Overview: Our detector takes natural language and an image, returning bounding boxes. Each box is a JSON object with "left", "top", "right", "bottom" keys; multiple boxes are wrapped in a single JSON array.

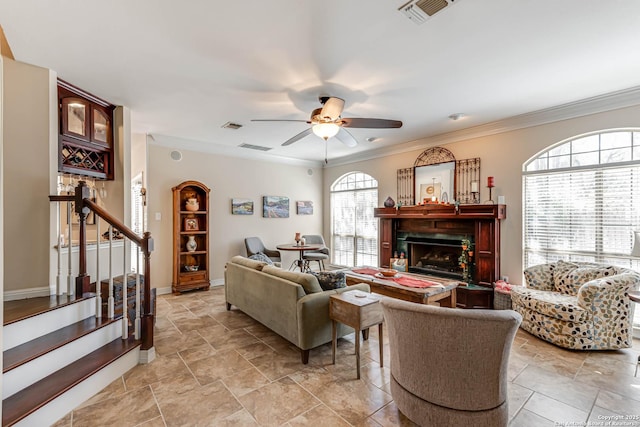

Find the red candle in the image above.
[{"left": 487, "top": 176, "right": 495, "bottom": 188}]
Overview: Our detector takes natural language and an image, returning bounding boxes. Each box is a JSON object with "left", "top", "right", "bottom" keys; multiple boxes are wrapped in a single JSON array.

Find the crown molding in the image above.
[{"left": 330, "top": 85, "right": 640, "bottom": 167}]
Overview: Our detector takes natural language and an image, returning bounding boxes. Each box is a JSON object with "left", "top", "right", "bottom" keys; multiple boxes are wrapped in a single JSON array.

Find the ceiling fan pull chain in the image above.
[{"left": 325, "top": 141, "right": 328, "bottom": 164}]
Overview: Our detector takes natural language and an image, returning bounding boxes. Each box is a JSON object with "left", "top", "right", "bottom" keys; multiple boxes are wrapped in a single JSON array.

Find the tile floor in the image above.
[{"left": 53, "top": 286, "right": 640, "bottom": 426}]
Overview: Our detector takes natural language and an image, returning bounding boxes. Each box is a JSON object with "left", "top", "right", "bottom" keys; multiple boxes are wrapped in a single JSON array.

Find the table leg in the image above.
[
  {"left": 355, "top": 328, "right": 361, "bottom": 379},
  {"left": 378, "top": 322, "right": 384, "bottom": 368},
  {"left": 331, "top": 320, "right": 337, "bottom": 365}
]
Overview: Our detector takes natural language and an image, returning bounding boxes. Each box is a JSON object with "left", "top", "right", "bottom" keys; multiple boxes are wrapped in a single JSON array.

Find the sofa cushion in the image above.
[
  {"left": 555, "top": 265, "right": 617, "bottom": 295},
  {"left": 510, "top": 287, "right": 591, "bottom": 323},
  {"left": 311, "top": 271, "right": 346, "bottom": 291},
  {"left": 248, "top": 252, "right": 274, "bottom": 265},
  {"left": 262, "top": 265, "right": 323, "bottom": 294},
  {"left": 231, "top": 255, "right": 267, "bottom": 271}
]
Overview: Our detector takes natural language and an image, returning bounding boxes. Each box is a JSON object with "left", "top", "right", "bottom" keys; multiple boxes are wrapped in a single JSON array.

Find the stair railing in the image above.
[{"left": 49, "top": 181, "right": 154, "bottom": 352}]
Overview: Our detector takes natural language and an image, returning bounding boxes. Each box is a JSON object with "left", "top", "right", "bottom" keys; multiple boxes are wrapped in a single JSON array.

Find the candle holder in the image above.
[{"left": 485, "top": 176, "right": 495, "bottom": 204}]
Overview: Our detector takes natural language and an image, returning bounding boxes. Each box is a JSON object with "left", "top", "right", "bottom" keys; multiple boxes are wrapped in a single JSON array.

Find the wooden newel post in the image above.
[
  {"left": 75, "top": 181, "right": 92, "bottom": 296},
  {"left": 141, "top": 232, "right": 154, "bottom": 350}
]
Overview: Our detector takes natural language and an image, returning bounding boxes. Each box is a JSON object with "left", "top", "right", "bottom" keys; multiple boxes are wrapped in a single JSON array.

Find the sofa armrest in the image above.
[
  {"left": 577, "top": 272, "right": 640, "bottom": 310},
  {"left": 577, "top": 272, "right": 640, "bottom": 348},
  {"left": 296, "top": 283, "right": 371, "bottom": 350},
  {"left": 523, "top": 263, "right": 555, "bottom": 291}
]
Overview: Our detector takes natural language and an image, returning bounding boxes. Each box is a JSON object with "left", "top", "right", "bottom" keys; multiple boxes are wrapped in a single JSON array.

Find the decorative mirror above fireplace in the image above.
[{"left": 414, "top": 161, "right": 455, "bottom": 205}]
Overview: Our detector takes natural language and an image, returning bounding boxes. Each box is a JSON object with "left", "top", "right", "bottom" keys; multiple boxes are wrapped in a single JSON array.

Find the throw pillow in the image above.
[
  {"left": 555, "top": 265, "right": 617, "bottom": 295},
  {"left": 311, "top": 271, "right": 346, "bottom": 291},
  {"left": 248, "top": 252, "right": 274, "bottom": 265}
]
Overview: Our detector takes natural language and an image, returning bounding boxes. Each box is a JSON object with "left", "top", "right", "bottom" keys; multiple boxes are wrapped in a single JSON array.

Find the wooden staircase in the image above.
[{"left": 2, "top": 294, "right": 141, "bottom": 426}]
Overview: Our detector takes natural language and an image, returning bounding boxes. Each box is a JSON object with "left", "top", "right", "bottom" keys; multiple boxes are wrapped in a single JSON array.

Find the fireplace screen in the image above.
[{"left": 403, "top": 236, "right": 467, "bottom": 280}]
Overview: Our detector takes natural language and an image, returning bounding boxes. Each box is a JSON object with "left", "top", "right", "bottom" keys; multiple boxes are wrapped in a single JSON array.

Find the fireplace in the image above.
[{"left": 404, "top": 235, "right": 466, "bottom": 280}]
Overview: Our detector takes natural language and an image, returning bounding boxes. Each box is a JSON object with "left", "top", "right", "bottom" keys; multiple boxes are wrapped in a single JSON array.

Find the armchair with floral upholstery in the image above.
[{"left": 511, "top": 260, "right": 640, "bottom": 350}]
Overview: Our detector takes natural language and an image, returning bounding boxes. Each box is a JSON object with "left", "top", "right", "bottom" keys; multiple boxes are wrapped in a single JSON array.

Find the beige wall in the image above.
[
  {"left": 324, "top": 104, "right": 640, "bottom": 284},
  {"left": 147, "top": 145, "right": 323, "bottom": 290},
  {"left": 3, "top": 58, "right": 51, "bottom": 291}
]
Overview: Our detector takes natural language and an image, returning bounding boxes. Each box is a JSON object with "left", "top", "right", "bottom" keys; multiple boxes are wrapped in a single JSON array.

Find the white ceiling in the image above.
[{"left": 3, "top": 0, "right": 640, "bottom": 165}]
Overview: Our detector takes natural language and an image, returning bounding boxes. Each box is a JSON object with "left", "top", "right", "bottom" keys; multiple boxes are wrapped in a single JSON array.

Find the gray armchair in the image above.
[
  {"left": 244, "top": 237, "right": 281, "bottom": 263},
  {"left": 301, "top": 234, "right": 330, "bottom": 270},
  {"left": 381, "top": 297, "right": 522, "bottom": 427}
]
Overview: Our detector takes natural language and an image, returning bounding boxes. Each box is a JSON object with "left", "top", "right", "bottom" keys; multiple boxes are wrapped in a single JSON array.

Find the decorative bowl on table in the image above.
[
  {"left": 184, "top": 265, "right": 199, "bottom": 272},
  {"left": 379, "top": 268, "right": 398, "bottom": 277}
]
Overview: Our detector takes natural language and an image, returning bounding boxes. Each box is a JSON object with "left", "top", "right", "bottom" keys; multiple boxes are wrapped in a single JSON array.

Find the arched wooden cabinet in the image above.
[{"left": 172, "top": 181, "right": 210, "bottom": 293}]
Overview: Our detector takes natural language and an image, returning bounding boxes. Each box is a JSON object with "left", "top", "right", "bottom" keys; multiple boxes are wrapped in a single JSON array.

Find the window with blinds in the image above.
[
  {"left": 523, "top": 130, "right": 640, "bottom": 328},
  {"left": 331, "top": 172, "right": 378, "bottom": 268}
]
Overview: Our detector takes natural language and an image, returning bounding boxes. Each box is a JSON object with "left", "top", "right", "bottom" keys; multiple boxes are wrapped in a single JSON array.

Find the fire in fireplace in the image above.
[{"left": 403, "top": 235, "right": 467, "bottom": 280}]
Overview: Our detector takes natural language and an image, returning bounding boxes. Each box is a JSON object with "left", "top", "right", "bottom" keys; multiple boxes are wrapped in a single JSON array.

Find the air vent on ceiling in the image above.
[
  {"left": 222, "top": 121, "right": 243, "bottom": 129},
  {"left": 398, "top": 0, "right": 461, "bottom": 25},
  {"left": 239, "top": 143, "right": 272, "bottom": 151}
]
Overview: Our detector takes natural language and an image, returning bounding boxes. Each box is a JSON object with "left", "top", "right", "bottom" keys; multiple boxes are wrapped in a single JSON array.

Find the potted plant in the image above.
[{"left": 459, "top": 238, "right": 474, "bottom": 284}]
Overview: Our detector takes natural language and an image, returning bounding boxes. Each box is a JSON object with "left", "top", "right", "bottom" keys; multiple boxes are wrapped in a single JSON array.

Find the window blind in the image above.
[
  {"left": 331, "top": 173, "right": 378, "bottom": 267},
  {"left": 524, "top": 130, "right": 640, "bottom": 329}
]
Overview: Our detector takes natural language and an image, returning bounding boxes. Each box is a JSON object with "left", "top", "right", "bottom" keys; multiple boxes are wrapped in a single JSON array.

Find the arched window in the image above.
[
  {"left": 523, "top": 129, "right": 640, "bottom": 269},
  {"left": 331, "top": 172, "right": 378, "bottom": 267}
]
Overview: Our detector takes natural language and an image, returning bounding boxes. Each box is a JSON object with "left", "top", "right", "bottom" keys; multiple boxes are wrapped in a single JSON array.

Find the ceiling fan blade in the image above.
[
  {"left": 282, "top": 128, "right": 313, "bottom": 146},
  {"left": 251, "top": 119, "right": 310, "bottom": 123},
  {"left": 340, "top": 118, "right": 403, "bottom": 128},
  {"left": 319, "top": 97, "right": 345, "bottom": 121},
  {"left": 335, "top": 127, "right": 358, "bottom": 148}
]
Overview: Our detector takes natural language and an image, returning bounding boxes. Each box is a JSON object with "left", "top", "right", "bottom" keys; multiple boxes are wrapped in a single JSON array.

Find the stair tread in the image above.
[
  {"left": 2, "top": 337, "right": 140, "bottom": 427},
  {"left": 3, "top": 295, "right": 94, "bottom": 326},
  {"left": 3, "top": 316, "right": 118, "bottom": 373}
]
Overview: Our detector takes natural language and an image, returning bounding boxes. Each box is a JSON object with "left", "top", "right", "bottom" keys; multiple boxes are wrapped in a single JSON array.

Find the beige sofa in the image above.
[{"left": 224, "top": 255, "right": 370, "bottom": 363}]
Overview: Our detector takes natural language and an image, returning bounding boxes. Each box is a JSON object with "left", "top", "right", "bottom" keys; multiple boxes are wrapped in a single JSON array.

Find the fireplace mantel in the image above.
[{"left": 374, "top": 204, "right": 506, "bottom": 308}]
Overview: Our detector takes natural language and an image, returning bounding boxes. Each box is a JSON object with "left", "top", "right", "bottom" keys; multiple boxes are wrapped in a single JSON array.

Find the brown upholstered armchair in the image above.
[{"left": 381, "top": 297, "right": 522, "bottom": 427}]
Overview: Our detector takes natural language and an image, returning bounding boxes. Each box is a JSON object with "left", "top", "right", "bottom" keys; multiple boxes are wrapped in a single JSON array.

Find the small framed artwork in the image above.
[
  {"left": 390, "top": 257, "right": 407, "bottom": 272},
  {"left": 296, "top": 201, "right": 313, "bottom": 215},
  {"left": 231, "top": 198, "right": 254, "bottom": 215},
  {"left": 263, "top": 196, "right": 289, "bottom": 218},
  {"left": 184, "top": 218, "right": 199, "bottom": 231}
]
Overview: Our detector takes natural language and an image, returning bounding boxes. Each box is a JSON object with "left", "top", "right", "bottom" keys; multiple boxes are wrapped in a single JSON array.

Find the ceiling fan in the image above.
[{"left": 251, "top": 96, "right": 403, "bottom": 148}]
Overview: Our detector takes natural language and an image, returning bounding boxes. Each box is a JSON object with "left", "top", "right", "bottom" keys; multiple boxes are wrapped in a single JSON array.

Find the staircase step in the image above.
[
  {"left": 3, "top": 296, "right": 96, "bottom": 351},
  {"left": 3, "top": 316, "right": 118, "bottom": 373},
  {"left": 2, "top": 337, "right": 141, "bottom": 427}
]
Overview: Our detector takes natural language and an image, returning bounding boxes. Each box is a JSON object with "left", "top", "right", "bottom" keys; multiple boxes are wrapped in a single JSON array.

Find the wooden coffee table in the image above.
[
  {"left": 330, "top": 290, "right": 384, "bottom": 379},
  {"left": 343, "top": 268, "right": 458, "bottom": 307}
]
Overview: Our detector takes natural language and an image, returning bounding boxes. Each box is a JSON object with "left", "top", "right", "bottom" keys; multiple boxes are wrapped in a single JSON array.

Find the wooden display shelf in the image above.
[{"left": 172, "top": 181, "right": 210, "bottom": 294}]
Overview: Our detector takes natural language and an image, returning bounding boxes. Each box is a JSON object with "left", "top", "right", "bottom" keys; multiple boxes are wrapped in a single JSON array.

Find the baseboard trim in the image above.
[{"left": 4, "top": 287, "right": 52, "bottom": 301}]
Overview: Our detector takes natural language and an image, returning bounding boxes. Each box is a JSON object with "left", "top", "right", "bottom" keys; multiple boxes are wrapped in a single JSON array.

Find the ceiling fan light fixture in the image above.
[{"left": 312, "top": 123, "right": 340, "bottom": 140}]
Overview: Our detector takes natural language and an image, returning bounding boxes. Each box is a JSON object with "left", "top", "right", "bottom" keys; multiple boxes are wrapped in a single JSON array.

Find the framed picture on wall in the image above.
[
  {"left": 263, "top": 196, "right": 289, "bottom": 218},
  {"left": 296, "top": 201, "right": 313, "bottom": 215},
  {"left": 231, "top": 198, "right": 254, "bottom": 215}
]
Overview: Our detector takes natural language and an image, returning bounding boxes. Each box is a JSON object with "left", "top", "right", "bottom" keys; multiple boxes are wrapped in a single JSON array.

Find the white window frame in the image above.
[
  {"left": 330, "top": 172, "right": 378, "bottom": 268},
  {"left": 523, "top": 129, "right": 640, "bottom": 334}
]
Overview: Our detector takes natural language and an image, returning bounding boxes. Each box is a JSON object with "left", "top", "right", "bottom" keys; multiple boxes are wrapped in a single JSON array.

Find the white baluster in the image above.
[
  {"left": 108, "top": 226, "right": 114, "bottom": 319},
  {"left": 96, "top": 218, "right": 101, "bottom": 319},
  {"left": 122, "top": 235, "right": 128, "bottom": 339},
  {"left": 57, "top": 202, "right": 63, "bottom": 296},
  {"left": 67, "top": 202, "right": 74, "bottom": 297},
  {"left": 135, "top": 246, "right": 141, "bottom": 340}
]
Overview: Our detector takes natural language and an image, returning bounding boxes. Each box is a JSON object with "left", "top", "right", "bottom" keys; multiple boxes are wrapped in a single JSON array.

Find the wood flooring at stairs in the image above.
[
  {"left": 2, "top": 336, "right": 140, "bottom": 427},
  {"left": 3, "top": 316, "right": 118, "bottom": 373}
]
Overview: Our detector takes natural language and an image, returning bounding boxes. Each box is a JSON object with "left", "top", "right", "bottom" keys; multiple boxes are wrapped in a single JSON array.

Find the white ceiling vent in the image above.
[
  {"left": 222, "top": 121, "right": 243, "bottom": 129},
  {"left": 239, "top": 143, "right": 272, "bottom": 151},
  {"left": 398, "top": 0, "right": 461, "bottom": 25}
]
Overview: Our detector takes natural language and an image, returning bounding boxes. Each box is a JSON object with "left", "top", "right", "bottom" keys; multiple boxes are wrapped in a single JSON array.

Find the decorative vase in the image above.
[
  {"left": 295, "top": 232, "right": 301, "bottom": 246},
  {"left": 185, "top": 198, "right": 199, "bottom": 212},
  {"left": 384, "top": 196, "right": 395, "bottom": 208},
  {"left": 186, "top": 235, "right": 197, "bottom": 252}
]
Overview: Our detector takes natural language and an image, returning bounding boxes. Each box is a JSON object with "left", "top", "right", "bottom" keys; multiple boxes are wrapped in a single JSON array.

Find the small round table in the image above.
[
  {"left": 276, "top": 243, "right": 323, "bottom": 271},
  {"left": 629, "top": 291, "right": 640, "bottom": 377}
]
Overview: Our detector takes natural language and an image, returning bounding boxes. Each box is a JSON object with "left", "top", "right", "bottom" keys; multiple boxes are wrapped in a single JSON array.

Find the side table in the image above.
[
  {"left": 330, "top": 290, "right": 384, "bottom": 379},
  {"left": 629, "top": 290, "right": 640, "bottom": 377}
]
